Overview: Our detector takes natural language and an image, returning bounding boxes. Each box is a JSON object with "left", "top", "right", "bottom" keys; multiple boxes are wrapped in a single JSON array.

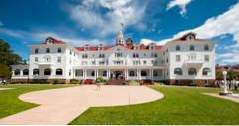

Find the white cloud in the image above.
[
  {"left": 145, "top": 2, "right": 239, "bottom": 64},
  {"left": 167, "top": 0, "right": 192, "bottom": 16},
  {"left": 70, "top": 0, "right": 146, "bottom": 36},
  {"left": 0, "top": 28, "right": 105, "bottom": 46},
  {"left": 140, "top": 38, "right": 169, "bottom": 46}
]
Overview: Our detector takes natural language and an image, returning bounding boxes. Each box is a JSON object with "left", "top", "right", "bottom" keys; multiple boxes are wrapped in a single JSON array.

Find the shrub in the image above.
[
  {"left": 128, "top": 80, "right": 139, "bottom": 85},
  {"left": 95, "top": 77, "right": 107, "bottom": 84},
  {"left": 70, "top": 79, "right": 81, "bottom": 84},
  {"left": 52, "top": 79, "right": 60, "bottom": 84}
]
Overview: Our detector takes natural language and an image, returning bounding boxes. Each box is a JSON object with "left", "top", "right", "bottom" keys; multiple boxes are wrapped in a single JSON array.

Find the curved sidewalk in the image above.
[{"left": 0, "top": 85, "right": 163, "bottom": 125}]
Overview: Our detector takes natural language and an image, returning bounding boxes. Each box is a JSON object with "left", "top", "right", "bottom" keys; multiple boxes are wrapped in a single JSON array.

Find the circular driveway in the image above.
[{"left": 0, "top": 85, "right": 163, "bottom": 125}]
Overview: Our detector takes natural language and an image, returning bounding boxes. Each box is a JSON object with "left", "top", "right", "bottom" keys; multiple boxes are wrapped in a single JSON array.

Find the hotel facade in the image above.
[{"left": 11, "top": 31, "right": 216, "bottom": 86}]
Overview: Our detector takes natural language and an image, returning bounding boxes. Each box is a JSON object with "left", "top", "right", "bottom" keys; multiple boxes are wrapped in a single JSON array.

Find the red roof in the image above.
[
  {"left": 43, "top": 37, "right": 65, "bottom": 44},
  {"left": 75, "top": 44, "right": 162, "bottom": 52},
  {"left": 172, "top": 32, "right": 207, "bottom": 42}
]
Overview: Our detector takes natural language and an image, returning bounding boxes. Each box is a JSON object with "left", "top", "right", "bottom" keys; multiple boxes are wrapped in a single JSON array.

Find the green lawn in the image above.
[
  {"left": 70, "top": 85, "right": 239, "bottom": 125},
  {"left": 0, "top": 84, "right": 75, "bottom": 119}
]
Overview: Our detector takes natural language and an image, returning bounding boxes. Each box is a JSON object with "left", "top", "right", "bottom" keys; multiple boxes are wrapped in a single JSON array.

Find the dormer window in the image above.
[
  {"left": 204, "top": 45, "right": 209, "bottom": 51},
  {"left": 46, "top": 38, "right": 53, "bottom": 44},
  {"left": 35, "top": 48, "right": 39, "bottom": 54},
  {"left": 186, "top": 34, "right": 196, "bottom": 40},
  {"left": 84, "top": 45, "right": 89, "bottom": 51},
  {"left": 46, "top": 48, "right": 50, "bottom": 53},
  {"left": 189, "top": 45, "right": 195, "bottom": 51},
  {"left": 134, "top": 46, "right": 139, "bottom": 50},
  {"left": 98, "top": 44, "right": 103, "bottom": 50}
]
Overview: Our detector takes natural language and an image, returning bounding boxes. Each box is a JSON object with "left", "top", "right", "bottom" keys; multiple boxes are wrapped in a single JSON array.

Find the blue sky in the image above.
[{"left": 0, "top": 0, "right": 239, "bottom": 65}]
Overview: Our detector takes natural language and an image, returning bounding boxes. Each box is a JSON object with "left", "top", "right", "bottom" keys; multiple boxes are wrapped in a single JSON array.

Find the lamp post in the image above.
[
  {"left": 219, "top": 70, "right": 232, "bottom": 95},
  {"left": 223, "top": 71, "right": 228, "bottom": 94}
]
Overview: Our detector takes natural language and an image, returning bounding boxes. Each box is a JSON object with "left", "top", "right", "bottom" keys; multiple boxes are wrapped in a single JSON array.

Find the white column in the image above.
[
  {"left": 150, "top": 69, "right": 153, "bottom": 80},
  {"left": 126, "top": 69, "right": 128, "bottom": 80},
  {"left": 96, "top": 69, "right": 98, "bottom": 79},
  {"left": 84, "top": 69, "right": 86, "bottom": 79},
  {"left": 137, "top": 69, "right": 141, "bottom": 80},
  {"left": 20, "top": 70, "right": 23, "bottom": 76},
  {"left": 107, "top": 69, "right": 110, "bottom": 79}
]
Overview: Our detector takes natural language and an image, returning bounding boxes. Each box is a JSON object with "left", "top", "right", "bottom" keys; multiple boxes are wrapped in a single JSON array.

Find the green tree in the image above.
[
  {"left": 0, "top": 39, "right": 23, "bottom": 78},
  {"left": 0, "top": 39, "right": 22, "bottom": 66},
  {"left": 0, "top": 64, "right": 10, "bottom": 78}
]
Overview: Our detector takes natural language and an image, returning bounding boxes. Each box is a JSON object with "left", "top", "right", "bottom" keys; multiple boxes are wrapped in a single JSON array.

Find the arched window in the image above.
[
  {"left": 129, "top": 71, "right": 135, "bottom": 77},
  {"left": 14, "top": 69, "right": 20, "bottom": 76},
  {"left": 188, "top": 68, "right": 197, "bottom": 75},
  {"left": 174, "top": 68, "right": 182, "bottom": 75},
  {"left": 44, "top": 68, "right": 51, "bottom": 75},
  {"left": 23, "top": 69, "right": 29, "bottom": 75},
  {"left": 33, "top": 69, "right": 39, "bottom": 75},
  {"left": 55, "top": 68, "right": 63, "bottom": 75},
  {"left": 141, "top": 70, "right": 147, "bottom": 76},
  {"left": 202, "top": 68, "right": 211, "bottom": 76},
  {"left": 91, "top": 71, "right": 95, "bottom": 76}
]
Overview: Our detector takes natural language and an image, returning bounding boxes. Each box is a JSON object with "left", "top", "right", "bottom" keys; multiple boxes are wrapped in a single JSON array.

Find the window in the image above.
[
  {"left": 115, "top": 52, "right": 123, "bottom": 58},
  {"left": 99, "top": 54, "right": 105, "bottom": 58},
  {"left": 188, "top": 68, "right": 197, "bottom": 75},
  {"left": 14, "top": 69, "right": 20, "bottom": 76},
  {"left": 57, "top": 48, "right": 62, "bottom": 53},
  {"left": 133, "top": 60, "right": 140, "bottom": 65},
  {"left": 189, "top": 45, "right": 195, "bottom": 51},
  {"left": 153, "top": 70, "right": 158, "bottom": 77},
  {"left": 176, "top": 55, "right": 181, "bottom": 62},
  {"left": 35, "top": 48, "right": 39, "bottom": 54},
  {"left": 176, "top": 45, "right": 180, "bottom": 51},
  {"left": 129, "top": 71, "right": 135, "bottom": 77},
  {"left": 202, "top": 68, "right": 211, "bottom": 76},
  {"left": 44, "top": 68, "right": 51, "bottom": 75},
  {"left": 70, "top": 50, "right": 72, "bottom": 55},
  {"left": 174, "top": 68, "right": 182, "bottom": 75},
  {"left": 133, "top": 53, "right": 139, "bottom": 58},
  {"left": 151, "top": 53, "right": 157, "bottom": 58},
  {"left": 33, "top": 69, "right": 39, "bottom": 75},
  {"left": 55, "top": 68, "right": 63, "bottom": 75},
  {"left": 204, "top": 55, "right": 209, "bottom": 62},
  {"left": 99, "top": 61, "right": 105, "bottom": 65},
  {"left": 57, "top": 57, "right": 61, "bottom": 63},
  {"left": 82, "top": 54, "right": 88, "bottom": 59},
  {"left": 143, "top": 60, "right": 147, "bottom": 64},
  {"left": 102, "top": 71, "right": 107, "bottom": 77},
  {"left": 35, "top": 57, "right": 38, "bottom": 62},
  {"left": 23, "top": 69, "right": 29, "bottom": 75},
  {"left": 114, "top": 60, "right": 123, "bottom": 65},
  {"left": 75, "top": 69, "right": 83, "bottom": 77},
  {"left": 92, "top": 61, "right": 96, "bottom": 65},
  {"left": 141, "top": 70, "right": 147, "bottom": 76},
  {"left": 91, "top": 71, "right": 95, "bottom": 76},
  {"left": 204, "top": 45, "right": 209, "bottom": 51},
  {"left": 46, "top": 48, "right": 50, "bottom": 53}
]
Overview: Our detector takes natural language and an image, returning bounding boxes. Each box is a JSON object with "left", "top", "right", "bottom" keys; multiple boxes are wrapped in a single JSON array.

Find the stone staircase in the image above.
[{"left": 106, "top": 79, "right": 128, "bottom": 85}]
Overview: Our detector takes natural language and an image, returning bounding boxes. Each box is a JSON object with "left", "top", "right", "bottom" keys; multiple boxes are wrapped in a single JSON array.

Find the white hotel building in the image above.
[{"left": 11, "top": 31, "right": 215, "bottom": 86}]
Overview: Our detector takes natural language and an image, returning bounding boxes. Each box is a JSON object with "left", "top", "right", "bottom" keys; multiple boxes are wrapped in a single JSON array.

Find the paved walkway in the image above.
[
  {"left": 204, "top": 93, "right": 239, "bottom": 103},
  {"left": 0, "top": 85, "right": 163, "bottom": 125}
]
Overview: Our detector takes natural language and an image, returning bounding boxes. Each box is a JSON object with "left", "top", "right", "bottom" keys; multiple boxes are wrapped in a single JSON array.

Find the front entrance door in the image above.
[{"left": 110, "top": 70, "right": 124, "bottom": 79}]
